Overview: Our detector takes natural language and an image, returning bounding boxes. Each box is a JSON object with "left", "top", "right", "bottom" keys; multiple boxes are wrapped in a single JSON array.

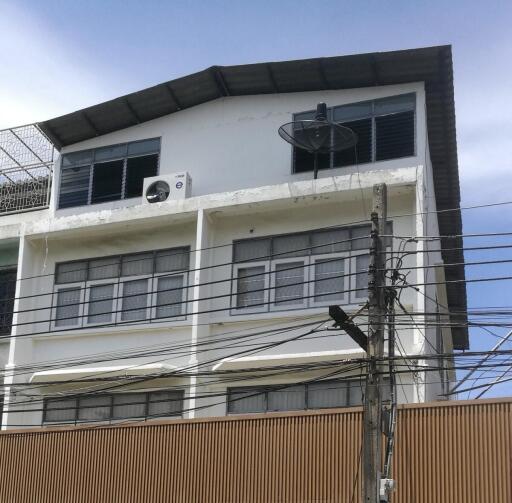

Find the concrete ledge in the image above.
[{"left": 19, "top": 166, "right": 418, "bottom": 239}]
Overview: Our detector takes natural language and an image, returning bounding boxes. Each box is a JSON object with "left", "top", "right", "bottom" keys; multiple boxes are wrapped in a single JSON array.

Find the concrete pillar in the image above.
[{"left": 186, "top": 209, "right": 213, "bottom": 418}]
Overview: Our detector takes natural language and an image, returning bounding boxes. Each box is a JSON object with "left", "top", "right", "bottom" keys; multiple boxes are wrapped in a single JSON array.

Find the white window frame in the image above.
[
  {"left": 309, "top": 252, "right": 350, "bottom": 307},
  {"left": 151, "top": 271, "right": 189, "bottom": 322},
  {"left": 52, "top": 284, "right": 85, "bottom": 330},
  {"left": 350, "top": 251, "right": 370, "bottom": 304},
  {"left": 232, "top": 262, "right": 269, "bottom": 313},
  {"left": 117, "top": 275, "right": 151, "bottom": 324},
  {"left": 84, "top": 279, "right": 119, "bottom": 327},
  {"left": 52, "top": 247, "right": 191, "bottom": 331},
  {"left": 270, "top": 257, "right": 308, "bottom": 311}
]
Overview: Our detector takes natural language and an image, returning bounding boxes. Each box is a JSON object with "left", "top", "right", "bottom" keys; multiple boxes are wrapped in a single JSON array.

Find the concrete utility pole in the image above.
[{"left": 363, "top": 183, "right": 387, "bottom": 503}]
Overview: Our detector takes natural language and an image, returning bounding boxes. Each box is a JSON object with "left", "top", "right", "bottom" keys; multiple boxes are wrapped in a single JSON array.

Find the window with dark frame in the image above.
[
  {"left": 53, "top": 247, "right": 190, "bottom": 329},
  {"left": 58, "top": 138, "right": 160, "bottom": 209},
  {"left": 292, "top": 93, "right": 416, "bottom": 174},
  {"left": 227, "top": 379, "right": 390, "bottom": 414},
  {"left": 0, "top": 268, "right": 17, "bottom": 335},
  {"left": 43, "top": 390, "right": 184, "bottom": 424}
]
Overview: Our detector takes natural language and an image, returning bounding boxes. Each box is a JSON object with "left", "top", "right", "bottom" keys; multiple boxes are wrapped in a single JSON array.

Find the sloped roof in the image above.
[{"left": 38, "top": 45, "right": 468, "bottom": 349}]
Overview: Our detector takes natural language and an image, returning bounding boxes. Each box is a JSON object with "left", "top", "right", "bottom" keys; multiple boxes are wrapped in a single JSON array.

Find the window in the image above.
[
  {"left": 55, "top": 287, "right": 82, "bottom": 327},
  {"left": 53, "top": 247, "right": 190, "bottom": 329},
  {"left": 0, "top": 268, "right": 17, "bottom": 335},
  {"left": 313, "top": 258, "right": 345, "bottom": 303},
  {"left": 273, "top": 262, "right": 306, "bottom": 306},
  {"left": 121, "top": 279, "right": 148, "bottom": 321},
  {"left": 292, "top": 93, "right": 415, "bottom": 173},
  {"left": 43, "top": 390, "right": 184, "bottom": 424},
  {"left": 232, "top": 224, "right": 392, "bottom": 313},
  {"left": 59, "top": 138, "right": 160, "bottom": 209},
  {"left": 236, "top": 266, "right": 266, "bottom": 309},
  {"left": 87, "top": 284, "right": 115, "bottom": 324},
  {"left": 227, "top": 379, "right": 369, "bottom": 414},
  {"left": 155, "top": 275, "right": 184, "bottom": 319}
]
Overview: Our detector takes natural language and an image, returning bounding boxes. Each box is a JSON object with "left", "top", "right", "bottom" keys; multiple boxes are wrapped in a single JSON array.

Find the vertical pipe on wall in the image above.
[{"left": 188, "top": 209, "right": 212, "bottom": 418}]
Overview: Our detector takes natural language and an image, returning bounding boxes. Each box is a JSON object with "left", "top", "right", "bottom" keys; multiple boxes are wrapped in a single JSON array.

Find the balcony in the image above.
[{"left": 0, "top": 124, "right": 55, "bottom": 215}]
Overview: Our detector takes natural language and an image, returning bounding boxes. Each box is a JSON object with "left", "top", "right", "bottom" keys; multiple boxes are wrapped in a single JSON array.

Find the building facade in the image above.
[{"left": 0, "top": 46, "right": 466, "bottom": 428}]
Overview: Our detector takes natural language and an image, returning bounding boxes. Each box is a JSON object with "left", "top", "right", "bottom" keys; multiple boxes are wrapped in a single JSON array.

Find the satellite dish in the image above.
[
  {"left": 146, "top": 180, "right": 170, "bottom": 203},
  {"left": 278, "top": 103, "right": 358, "bottom": 179}
]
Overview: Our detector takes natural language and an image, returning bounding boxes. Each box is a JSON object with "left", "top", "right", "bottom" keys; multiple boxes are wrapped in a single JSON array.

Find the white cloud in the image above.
[
  {"left": 0, "top": 3, "right": 116, "bottom": 128},
  {"left": 453, "top": 46, "right": 512, "bottom": 204}
]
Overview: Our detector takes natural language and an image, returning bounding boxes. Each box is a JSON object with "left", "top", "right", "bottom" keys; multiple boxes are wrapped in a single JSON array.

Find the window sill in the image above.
[
  {"left": 33, "top": 318, "right": 193, "bottom": 340},
  {"left": 220, "top": 302, "right": 367, "bottom": 324}
]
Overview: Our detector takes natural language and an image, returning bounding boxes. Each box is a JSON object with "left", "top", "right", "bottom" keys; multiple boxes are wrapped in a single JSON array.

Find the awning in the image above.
[
  {"left": 212, "top": 349, "right": 365, "bottom": 372},
  {"left": 30, "top": 363, "right": 179, "bottom": 384}
]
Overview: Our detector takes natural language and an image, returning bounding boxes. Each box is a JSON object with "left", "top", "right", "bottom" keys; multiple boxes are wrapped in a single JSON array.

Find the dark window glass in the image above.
[
  {"left": 55, "top": 261, "right": 87, "bottom": 284},
  {"left": 375, "top": 111, "right": 415, "bottom": 161},
  {"left": 293, "top": 148, "right": 330, "bottom": 173},
  {"left": 59, "top": 165, "right": 91, "bottom": 208},
  {"left": 155, "top": 248, "right": 190, "bottom": 272},
  {"left": 87, "top": 284, "right": 114, "bottom": 324},
  {"left": 228, "top": 388, "right": 266, "bottom": 414},
  {"left": 44, "top": 398, "right": 77, "bottom": 422},
  {"left": 333, "top": 118, "right": 372, "bottom": 167},
  {"left": 112, "top": 393, "right": 147, "bottom": 419},
  {"left": 91, "top": 160, "right": 124, "bottom": 204},
  {"left": 272, "top": 234, "right": 309, "bottom": 258},
  {"left": 156, "top": 275, "right": 184, "bottom": 318},
  {"left": 308, "top": 381, "right": 349, "bottom": 408},
  {"left": 236, "top": 266, "right": 265, "bottom": 308},
  {"left": 351, "top": 225, "right": 372, "bottom": 251},
  {"left": 125, "top": 154, "right": 158, "bottom": 198},
  {"left": 43, "top": 390, "right": 184, "bottom": 424},
  {"left": 88, "top": 257, "right": 120, "bottom": 281},
  {"left": 274, "top": 262, "right": 305, "bottom": 306},
  {"left": 292, "top": 95, "right": 415, "bottom": 173},
  {"left": 127, "top": 138, "right": 160, "bottom": 156},
  {"left": 0, "top": 269, "right": 16, "bottom": 335},
  {"left": 267, "top": 385, "right": 306, "bottom": 411},
  {"left": 78, "top": 396, "right": 111, "bottom": 422},
  {"left": 148, "top": 391, "right": 183, "bottom": 418},
  {"left": 234, "top": 239, "right": 271, "bottom": 263},
  {"left": 55, "top": 287, "right": 81, "bottom": 327},
  {"left": 227, "top": 380, "right": 368, "bottom": 415}
]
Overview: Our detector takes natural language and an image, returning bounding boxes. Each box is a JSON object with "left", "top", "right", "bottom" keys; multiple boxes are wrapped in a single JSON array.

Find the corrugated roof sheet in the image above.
[{"left": 38, "top": 45, "right": 468, "bottom": 349}]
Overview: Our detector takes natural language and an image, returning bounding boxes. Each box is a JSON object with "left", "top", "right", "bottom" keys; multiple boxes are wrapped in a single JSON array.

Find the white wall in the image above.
[
  {"left": 52, "top": 82, "right": 426, "bottom": 216},
  {"left": 0, "top": 79, "right": 450, "bottom": 426}
]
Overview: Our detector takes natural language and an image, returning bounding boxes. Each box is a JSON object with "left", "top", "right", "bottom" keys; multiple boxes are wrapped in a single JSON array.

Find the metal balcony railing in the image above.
[{"left": 0, "top": 124, "right": 55, "bottom": 215}]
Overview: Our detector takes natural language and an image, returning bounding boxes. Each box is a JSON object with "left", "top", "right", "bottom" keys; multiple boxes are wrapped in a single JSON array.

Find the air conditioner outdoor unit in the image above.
[{"left": 142, "top": 172, "right": 192, "bottom": 205}]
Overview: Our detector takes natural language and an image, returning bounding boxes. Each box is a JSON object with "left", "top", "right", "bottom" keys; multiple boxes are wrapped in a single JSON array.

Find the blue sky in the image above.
[{"left": 1, "top": 0, "right": 511, "bottom": 396}]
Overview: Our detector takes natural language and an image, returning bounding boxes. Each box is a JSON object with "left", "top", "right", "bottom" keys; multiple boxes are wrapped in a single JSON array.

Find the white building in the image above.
[{"left": 0, "top": 46, "right": 467, "bottom": 428}]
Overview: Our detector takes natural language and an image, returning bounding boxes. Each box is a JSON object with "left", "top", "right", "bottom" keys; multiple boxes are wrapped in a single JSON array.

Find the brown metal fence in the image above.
[{"left": 0, "top": 398, "right": 510, "bottom": 502}]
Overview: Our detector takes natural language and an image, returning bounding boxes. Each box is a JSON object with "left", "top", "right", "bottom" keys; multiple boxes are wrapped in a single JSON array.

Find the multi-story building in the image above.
[{"left": 0, "top": 45, "right": 466, "bottom": 428}]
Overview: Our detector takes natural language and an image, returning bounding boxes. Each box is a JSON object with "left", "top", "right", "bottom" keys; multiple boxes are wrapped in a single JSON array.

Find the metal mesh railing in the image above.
[
  {"left": 0, "top": 124, "right": 55, "bottom": 215},
  {"left": 0, "top": 164, "right": 51, "bottom": 214}
]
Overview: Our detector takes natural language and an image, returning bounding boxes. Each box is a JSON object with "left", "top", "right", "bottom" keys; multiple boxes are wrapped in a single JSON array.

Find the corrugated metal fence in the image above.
[{"left": 0, "top": 398, "right": 510, "bottom": 502}]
